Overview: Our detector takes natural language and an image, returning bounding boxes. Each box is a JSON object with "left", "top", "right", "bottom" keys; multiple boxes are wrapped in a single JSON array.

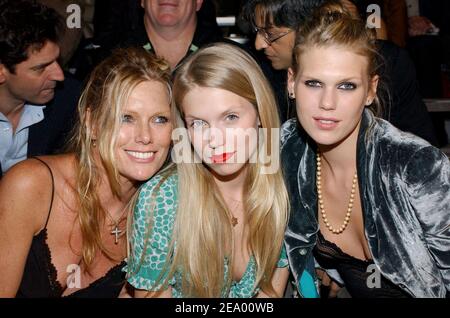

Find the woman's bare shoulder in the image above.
[
  {"left": 1, "top": 157, "right": 53, "bottom": 191},
  {"left": 0, "top": 155, "right": 74, "bottom": 233}
]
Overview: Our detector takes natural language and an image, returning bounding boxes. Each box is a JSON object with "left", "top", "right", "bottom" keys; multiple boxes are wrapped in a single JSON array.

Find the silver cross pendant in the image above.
[{"left": 111, "top": 226, "right": 122, "bottom": 244}]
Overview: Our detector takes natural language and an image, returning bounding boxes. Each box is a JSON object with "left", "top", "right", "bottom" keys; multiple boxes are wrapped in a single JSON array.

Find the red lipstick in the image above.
[{"left": 211, "top": 152, "right": 235, "bottom": 163}]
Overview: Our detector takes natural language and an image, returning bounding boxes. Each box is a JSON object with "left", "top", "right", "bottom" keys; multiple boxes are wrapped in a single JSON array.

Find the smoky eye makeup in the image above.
[
  {"left": 338, "top": 82, "right": 358, "bottom": 90},
  {"left": 304, "top": 80, "right": 322, "bottom": 87}
]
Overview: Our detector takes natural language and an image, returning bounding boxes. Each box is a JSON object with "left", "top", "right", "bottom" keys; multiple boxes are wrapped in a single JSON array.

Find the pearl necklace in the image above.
[{"left": 316, "top": 153, "right": 358, "bottom": 235}]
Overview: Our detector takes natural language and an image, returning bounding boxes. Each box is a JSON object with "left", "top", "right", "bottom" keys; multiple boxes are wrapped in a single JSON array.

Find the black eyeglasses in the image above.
[{"left": 253, "top": 26, "right": 293, "bottom": 45}]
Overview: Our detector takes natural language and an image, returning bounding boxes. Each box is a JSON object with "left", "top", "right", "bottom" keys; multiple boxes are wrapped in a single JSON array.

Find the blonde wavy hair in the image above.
[
  {"left": 67, "top": 47, "right": 172, "bottom": 268},
  {"left": 291, "top": 2, "right": 384, "bottom": 117},
  {"left": 165, "top": 43, "right": 289, "bottom": 297}
]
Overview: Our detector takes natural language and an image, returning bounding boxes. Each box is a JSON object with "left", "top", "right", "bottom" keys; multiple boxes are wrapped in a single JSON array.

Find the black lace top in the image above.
[
  {"left": 313, "top": 231, "right": 411, "bottom": 298},
  {"left": 15, "top": 158, "right": 126, "bottom": 298}
]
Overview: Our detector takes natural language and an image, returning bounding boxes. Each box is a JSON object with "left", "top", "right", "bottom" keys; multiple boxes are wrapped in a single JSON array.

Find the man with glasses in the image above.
[
  {"left": 253, "top": 26, "right": 293, "bottom": 44},
  {"left": 252, "top": 25, "right": 294, "bottom": 70},
  {"left": 242, "top": 0, "right": 326, "bottom": 121},
  {"left": 243, "top": 0, "right": 316, "bottom": 71}
]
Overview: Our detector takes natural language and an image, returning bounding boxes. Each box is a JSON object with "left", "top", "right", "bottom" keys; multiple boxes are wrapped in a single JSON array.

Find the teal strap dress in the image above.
[{"left": 124, "top": 172, "right": 289, "bottom": 298}]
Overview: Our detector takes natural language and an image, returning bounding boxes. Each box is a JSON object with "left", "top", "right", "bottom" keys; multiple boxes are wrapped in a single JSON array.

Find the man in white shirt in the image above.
[{"left": 0, "top": 0, "right": 78, "bottom": 176}]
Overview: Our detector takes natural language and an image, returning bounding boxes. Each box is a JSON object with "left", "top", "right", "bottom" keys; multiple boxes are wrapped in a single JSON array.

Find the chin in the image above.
[
  {"left": 207, "top": 163, "right": 247, "bottom": 178},
  {"left": 271, "top": 62, "right": 284, "bottom": 70},
  {"left": 273, "top": 59, "right": 291, "bottom": 70},
  {"left": 120, "top": 160, "right": 166, "bottom": 183},
  {"left": 40, "top": 90, "right": 55, "bottom": 101},
  {"left": 313, "top": 138, "right": 341, "bottom": 147},
  {"left": 124, "top": 168, "right": 159, "bottom": 183},
  {"left": 305, "top": 130, "right": 342, "bottom": 147},
  {"left": 158, "top": 16, "right": 178, "bottom": 26},
  {"left": 30, "top": 96, "right": 53, "bottom": 106}
]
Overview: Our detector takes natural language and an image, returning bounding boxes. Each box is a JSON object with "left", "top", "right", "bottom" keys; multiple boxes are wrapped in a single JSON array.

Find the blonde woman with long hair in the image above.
[
  {"left": 283, "top": 4, "right": 449, "bottom": 298},
  {"left": 0, "top": 47, "right": 173, "bottom": 297},
  {"left": 125, "top": 43, "right": 293, "bottom": 298}
]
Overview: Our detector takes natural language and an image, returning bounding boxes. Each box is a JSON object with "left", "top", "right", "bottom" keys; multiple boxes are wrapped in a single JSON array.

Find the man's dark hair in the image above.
[
  {"left": 242, "top": 0, "right": 338, "bottom": 28},
  {"left": 0, "top": 0, "right": 63, "bottom": 73}
]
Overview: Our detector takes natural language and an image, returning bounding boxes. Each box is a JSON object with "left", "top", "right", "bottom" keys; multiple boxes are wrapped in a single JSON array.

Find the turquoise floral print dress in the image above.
[{"left": 124, "top": 172, "right": 289, "bottom": 298}]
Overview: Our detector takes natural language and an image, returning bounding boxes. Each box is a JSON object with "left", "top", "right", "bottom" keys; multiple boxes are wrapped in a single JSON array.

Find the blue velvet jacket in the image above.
[{"left": 281, "top": 109, "right": 450, "bottom": 298}]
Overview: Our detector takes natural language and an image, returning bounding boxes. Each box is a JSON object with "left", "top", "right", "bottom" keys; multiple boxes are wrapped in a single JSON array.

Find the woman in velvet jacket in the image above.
[{"left": 282, "top": 5, "right": 449, "bottom": 298}]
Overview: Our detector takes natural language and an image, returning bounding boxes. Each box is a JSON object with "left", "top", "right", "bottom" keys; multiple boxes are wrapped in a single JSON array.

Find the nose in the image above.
[
  {"left": 207, "top": 126, "right": 224, "bottom": 149},
  {"left": 49, "top": 61, "right": 65, "bottom": 82},
  {"left": 320, "top": 88, "right": 337, "bottom": 110},
  {"left": 255, "top": 33, "right": 268, "bottom": 51},
  {"left": 135, "top": 122, "right": 152, "bottom": 144}
]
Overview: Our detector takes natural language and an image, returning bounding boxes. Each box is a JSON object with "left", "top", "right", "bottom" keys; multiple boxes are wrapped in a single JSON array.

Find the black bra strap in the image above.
[{"left": 31, "top": 157, "right": 55, "bottom": 229}]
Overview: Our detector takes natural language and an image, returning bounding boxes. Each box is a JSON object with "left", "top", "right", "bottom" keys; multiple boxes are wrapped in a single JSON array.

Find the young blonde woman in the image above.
[
  {"left": 283, "top": 5, "right": 449, "bottom": 297},
  {"left": 0, "top": 47, "right": 173, "bottom": 297},
  {"left": 125, "top": 43, "right": 302, "bottom": 298}
]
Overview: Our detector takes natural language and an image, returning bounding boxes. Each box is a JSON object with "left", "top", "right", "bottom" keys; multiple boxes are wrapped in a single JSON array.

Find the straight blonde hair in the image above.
[{"left": 167, "top": 43, "right": 289, "bottom": 297}]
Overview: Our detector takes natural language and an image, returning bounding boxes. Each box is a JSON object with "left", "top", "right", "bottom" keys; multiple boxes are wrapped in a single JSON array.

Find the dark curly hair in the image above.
[{"left": 0, "top": 0, "right": 63, "bottom": 73}]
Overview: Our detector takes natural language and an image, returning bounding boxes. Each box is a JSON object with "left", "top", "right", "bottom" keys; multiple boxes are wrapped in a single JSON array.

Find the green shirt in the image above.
[{"left": 124, "top": 172, "right": 288, "bottom": 297}]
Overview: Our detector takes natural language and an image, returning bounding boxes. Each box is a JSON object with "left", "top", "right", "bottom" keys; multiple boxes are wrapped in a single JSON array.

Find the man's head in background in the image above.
[
  {"left": 243, "top": 0, "right": 340, "bottom": 70},
  {"left": 0, "top": 0, "right": 64, "bottom": 108}
]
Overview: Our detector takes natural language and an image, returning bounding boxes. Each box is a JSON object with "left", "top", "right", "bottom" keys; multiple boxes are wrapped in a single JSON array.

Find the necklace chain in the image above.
[
  {"left": 316, "top": 153, "right": 357, "bottom": 235},
  {"left": 223, "top": 195, "right": 242, "bottom": 227},
  {"left": 105, "top": 204, "right": 128, "bottom": 244}
]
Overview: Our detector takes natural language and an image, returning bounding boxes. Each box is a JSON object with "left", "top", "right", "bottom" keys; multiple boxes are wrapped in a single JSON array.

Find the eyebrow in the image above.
[
  {"left": 301, "top": 75, "right": 362, "bottom": 82},
  {"left": 30, "top": 61, "right": 55, "bottom": 71},
  {"left": 184, "top": 114, "right": 200, "bottom": 120},
  {"left": 257, "top": 24, "right": 280, "bottom": 32},
  {"left": 122, "top": 110, "right": 171, "bottom": 116},
  {"left": 219, "top": 106, "right": 243, "bottom": 117},
  {"left": 337, "top": 77, "right": 362, "bottom": 82},
  {"left": 184, "top": 105, "right": 244, "bottom": 121}
]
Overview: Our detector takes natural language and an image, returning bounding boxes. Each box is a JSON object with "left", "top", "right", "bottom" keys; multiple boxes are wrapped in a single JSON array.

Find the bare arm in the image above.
[
  {"left": 257, "top": 267, "right": 290, "bottom": 298},
  {"left": 0, "top": 160, "right": 52, "bottom": 297},
  {"left": 118, "top": 282, "right": 173, "bottom": 298},
  {"left": 134, "top": 286, "right": 173, "bottom": 298}
]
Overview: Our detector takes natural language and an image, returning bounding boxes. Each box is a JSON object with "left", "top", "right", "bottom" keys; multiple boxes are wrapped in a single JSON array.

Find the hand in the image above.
[
  {"left": 408, "top": 16, "right": 436, "bottom": 37},
  {"left": 316, "top": 269, "right": 342, "bottom": 298}
]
